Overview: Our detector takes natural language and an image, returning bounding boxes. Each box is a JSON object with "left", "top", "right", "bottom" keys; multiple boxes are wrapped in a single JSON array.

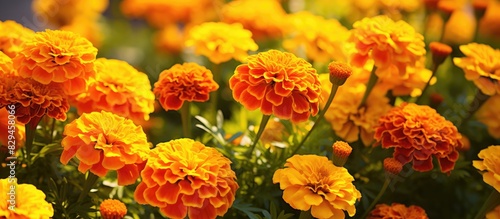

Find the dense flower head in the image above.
[
  {"left": 229, "top": 50, "right": 322, "bottom": 123},
  {"left": 486, "top": 205, "right": 500, "bottom": 219},
  {"left": 369, "top": 203, "right": 429, "bottom": 219},
  {"left": 473, "top": 145, "right": 500, "bottom": 192},
  {"left": 328, "top": 61, "right": 353, "bottom": 85},
  {"left": 185, "top": 22, "right": 258, "bottom": 64},
  {"left": 0, "top": 74, "right": 69, "bottom": 126},
  {"left": 154, "top": 62, "right": 219, "bottom": 111},
  {"left": 12, "top": 29, "right": 97, "bottom": 96},
  {"left": 273, "top": 154, "right": 361, "bottom": 219},
  {"left": 374, "top": 103, "right": 462, "bottom": 173},
  {"left": 283, "top": 11, "right": 350, "bottom": 63},
  {"left": 100, "top": 199, "right": 127, "bottom": 219},
  {"left": 0, "top": 178, "right": 54, "bottom": 218},
  {"left": 60, "top": 111, "right": 151, "bottom": 186},
  {"left": 0, "top": 108, "right": 25, "bottom": 153},
  {"left": 73, "top": 58, "right": 155, "bottom": 123},
  {"left": 0, "top": 51, "right": 14, "bottom": 75},
  {"left": 348, "top": 15, "right": 426, "bottom": 80},
  {"left": 32, "top": 0, "right": 108, "bottom": 27},
  {"left": 221, "top": 0, "right": 288, "bottom": 40},
  {"left": 453, "top": 43, "right": 500, "bottom": 96},
  {"left": 477, "top": 94, "right": 500, "bottom": 138},
  {"left": 134, "top": 138, "right": 238, "bottom": 219},
  {"left": 0, "top": 20, "right": 34, "bottom": 58}
]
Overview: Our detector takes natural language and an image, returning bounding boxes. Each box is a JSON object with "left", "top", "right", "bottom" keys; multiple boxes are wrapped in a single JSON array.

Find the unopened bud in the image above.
[
  {"left": 332, "top": 141, "right": 352, "bottom": 167},
  {"left": 384, "top": 157, "right": 403, "bottom": 175},
  {"left": 430, "top": 42, "right": 452, "bottom": 66},
  {"left": 328, "top": 61, "right": 352, "bottom": 86}
]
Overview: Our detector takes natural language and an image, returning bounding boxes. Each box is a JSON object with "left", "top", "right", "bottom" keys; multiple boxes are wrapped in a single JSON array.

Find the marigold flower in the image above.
[
  {"left": 283, "top": 11, "right": 350, "bottom": 63},
  {"left": 332, "top": 141, "right": 353, "bottom": 167},
  {"left": 260, "top": 117, "right": 289, "bottom": 150},
  {"left": 383, "top": 158, "right": 403, "bottom": 175},
  {"left": 477, "top": 94, "right": 500, "bottom": 138},
  {"left": 230, "top": 50, "right": 321, "bottom": 123},
  {"left": 100, "top": 199, "right": 127, "bottom": 219},
  {"left": 0, "top": 75, "right": 69, "bottom": 126},
  {"left": 369, "top": 203, "right": 429, "bottom": 219},
  {"left": 328, "top": 61, "right": 353, "bottom": 85},
  {"left": 0, "top": 51, "right": 14, "bottom": 75},
  {"left": 273, "top": 154, "right": 361, "bottom": 219},
  {"left": 185, "top": 22, "right": 258, "bottom": 64},
  {"left": 155, "top": 24, "right": 186, "bottom": 54},
  {"left": 374, "top": 103, "right": 462, "bottom": 173},
  {"left": 348, "top": 15, "right": 426, "bottom": 80},
  {"left": 12, "top": 29, "right": 97, "bottom": 96},
  {"left": 134, "top": 138, "right": 238, "bottom": 219},
  {"left": 478, "top": 1, "right": 500, "bottom": 39},
  {"left": 486, "top": 205, "right": 500, "bottom": 219},
  {"left": 32, "top": 0, "right": 108, "bottom": 27},
  {"left": 60, "top": 111, "right": 150, "bottom": 186},
  {"left": 154, "top": 62, "right": 218, "bottom": 111},
  {"left": 442, "top": 8, "right": 476, "bottom": 44},
  {"left": 73, "top": 58, "right": 155, "bottom": 123},
  {"left": 0, "top": 108, "right": 25, "bottom": 153},
  {"left": 0, "top": 20, "right": 34, "bottom": 58},
  {"left": 430, "top": 42, "right": 453, "bottom": 67},
  {"left": 473, "top": 145, "right": 500, "bottom": 192},
  {"left": 60, "top": 16, "right": 105, "bottom": 48},
  {"left": 0, "top": 178, "right": 54, "bottom": 218},
  {"left": 453, "top": 43, "right": 500, "bottom": 96},
  {"left": 390, "top": 65, "right": 433, "bottom": 97}
]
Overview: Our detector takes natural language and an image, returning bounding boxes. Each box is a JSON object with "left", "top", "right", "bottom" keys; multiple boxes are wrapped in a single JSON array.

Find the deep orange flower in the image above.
[
  {"left": 134, "top": 138, "right": 238, "bottom": 219},
  {"left": 0, "top": 75, "right": 69, "bottom": 126},
  {"left": 374, "top": 103, "right": 462, "bottom": 173},
  {"left": 477, "top": 94, "right": 500, "bottom": 138},
  {"left": 486, "top": 205, "right": 500, "bottom": 219},
  {"left": 369, "top": 203, "right": 429, "bottom": 219},
  {"left": 100, "top": 199, "right": 127, "bottom": 219},
  {"left": 0, "top": 178, "right": 54, "bottom": 218},
  {"left": 0, "top": 108, "right": 25, "bottom": 153},
  {"left": 154, "top": 62, "right": 219, "bottom": 111},
  {"left": 0, "top": 20, "right": 34, "bottom": 58},
  {"left": 453, "top": 43, "right": 500, "bottom": 96},
  {"left": 185, "top": 22, "right": 258, "bottom": 64},
  {"left": 229, "top": 50, "right": 321, "bottom": 123},
  {"left": 12, "top": 29, "right": 97, "bottom": 96},
  {"left": 473, "top": 145, "right": 500, "bottom": 192},
  {"left": 73, "top": 58, "right": 155, "bottom": 123},
  {"left": 273, "top": 154, "right": 361, "bottom": 219},
  {"left": 60, "top": 111, "right": 150, "bottom": 186}
]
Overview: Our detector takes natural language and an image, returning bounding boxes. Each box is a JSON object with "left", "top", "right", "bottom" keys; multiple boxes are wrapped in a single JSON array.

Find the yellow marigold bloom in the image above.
[
  {"left": 221, "top": 0, "right": 288, "bottom": 40},
  {"left": 0, "top": 75, "right": 69, "bottom": 126},
  {"left": 320, "top": 73, "right": 391, "bottom": 146},
  {"left": 0, "top": 108, "right": 25, "bottom": 153},
  {"left": 154, "top": 62, "right": 219, "bottom": 111},
  {"left": 390, "top": 65, "right": 433, "bottom": 97},
  {"left": 369, "top": 203, "right": 429, "bottom": 219},
  {"left": 12, "top": 29, "right": 97, "bottom": 96},
  {"left": 349, "top": 15, "right": 426, "bottom": 80},
  {"left": 273, "top": 154, "right": 361, "bottom": 219},
  {"left": 100, "top": 199, "right": 127, "bottom": 219},
  {"left": 185, "top": 22, "right": 258, "bottom": 64},
  {"left": 0, "top": 178, "right": 54, "bottom": 218},
  {"left": 73, "top": 58, "right": 155, "bottom": 123},
  {"left": 283, "top": 11, "right": 350, "bottom": 63},
  {"left": 453, "top": 43, "right": 500, "bottom": 96},
  {"left": 442, "top": 8, "right": 476, "bottom": 45},
  {"left": 473, "top": 145, "right": 500, "bottom": 192},
  {"left": 374, "top": 103, "right": 462, "bottom": 173},
  {"left": 229, "top": 50, "right": 322, "bottom": 123},
  {"left": 32, "top": 0, "right": 108, "bottom": 27},
  {"left": 60, "top": 111, "right": 151, "bottom": 186},
  {"left": 477, "top": 94, "right": 500, "bottom": 138},
  {"left": 134, "top": 138, "right": 238, "bottom": 219},
  {"left": 0, "top": 20, "right": 34, "bottom": 58},
  {"left": 487, "top": 205, "right": 500, "bottom": 219}
]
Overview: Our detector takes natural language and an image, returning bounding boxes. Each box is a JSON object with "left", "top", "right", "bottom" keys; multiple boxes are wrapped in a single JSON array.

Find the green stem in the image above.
[
  {"left": 290, "top": 84, "right": 340, "bottom": 157},
  {"left": 358, "top": 66, "right": 378, "bottom": 109},
  {"left": 24, "top": 123, "right": 36, "bottom": 167},
  {"left": 415, "top": 63, "right": 439, "bottom": 104},
  {"left": 473, "top": 190, "right": 500, "bottom": 219},
  {"left": 360, "top": 178, "right": 391, "bottom": 219},
  {"left": 246, "top": 114, "right": 271, "bottom": 158},
  {"left": 210, "top": 63, "right": 222, "bottom": 125},
  {"left": 49, "top": 118, "right": 56, "bottom": 143},
  {"left": 77, "top": 172, "right": 99, "bottom": 203},
  {"left": 180, "top": 102, "right": 192, "bottom": 138}
]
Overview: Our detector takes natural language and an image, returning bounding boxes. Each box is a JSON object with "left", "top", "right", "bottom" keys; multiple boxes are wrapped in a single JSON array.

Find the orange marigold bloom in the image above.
[
  {"left": 283, "top": 11, "right": 350, "bottom": 63},
  {"left": 154, "top": 62, "right": 218, "bottom": 111},
  {"left": 229, "top": 50, "right": 321, "bottom": 123},
  {"left": 0, "top": 108, "right": 25, "bottom": 153},
  {"left": 0, "top": 75, "right": 69, "bottom": 126},
  {"left": 374, "top": 103, "right": 462, "bottom": 173},
  {"left": 134, "top": 138, "right": 238, "bottom": 219},
  {"left": 100, "top": 199, "right": 127, "bottom": 219},
  {"left": 0, "top": 20, "right": 34, "bottom": 58},
  {"left": 0, "top": 51, "right": 14, "bottom": 75},
  {"left": 12, "top": 29, "right": 97, "bottom": 96},
  {"left": 60, "top": 111, "right": 150, "bottom": 186},
  {"left": 273, "top": 154, "right": 361, "bottom": 219},
  {"left": 348, "top": 15, "right": 426, "bottom": 80},
  {"left": 32, "top": 0, "right": 108, "bottom": 27},
  {"left": 453, "top": 43, "right": 500, "bottom": 96},
  {"left": 486, "top": 205, "right": 500, "bottom": 219},
  {"left": 473, "top": 145, "right": 500, "bottom": 192},
  {"left": 369, "top": 203, "right": 429, "bottom": 219},
  {"left": 185, "top": 22, "right": 258, "bottom": 64},
  {"left": 73, "top": 58, "right": 155, "bottom": 123},
  {"left": 477, "top": 94, "right": 500, "bottom": 138},
  {"left": 0, "top": 178, "right": 54, "bottom": 218},
  {"left": 221, "top": 0, "right": 288, "bottom": 40}
]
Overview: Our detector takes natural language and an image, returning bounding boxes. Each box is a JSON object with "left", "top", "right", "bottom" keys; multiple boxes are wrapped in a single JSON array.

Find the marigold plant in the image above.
[
  {"left": 0, "top": 178, "right": 54, "bottom": 219},
  {"left": 473, "top": 145, "right": 500, "bottom": 192},
  {"left": 368, "top": 203, "right": 429, "bottom": 219}
]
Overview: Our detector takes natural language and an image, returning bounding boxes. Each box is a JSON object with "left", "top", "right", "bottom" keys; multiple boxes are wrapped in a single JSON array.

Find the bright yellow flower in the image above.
[
  {"left": 273, "top": 154, "right": 361, "bottom": 219},
  {"left": 0, "top": 178, "right": 54, "bottom": 219},
  {"left": 185, "top": 22, "right": 258, "bottom": 64},
  {"left": 477, "top": 94, "right": 500, "bottom": 138},
  {"left": 0, "top": 20, "right": 34, "bottom": 58},
  {"left": 473, "top": 145, "right": 500, "bottom": 192}
]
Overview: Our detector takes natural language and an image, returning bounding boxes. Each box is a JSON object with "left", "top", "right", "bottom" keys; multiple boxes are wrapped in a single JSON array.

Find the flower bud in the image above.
[
  {"left": 328, "top": 61, "right": 352, "bottom": 86},
  {"left": 332, "top": 141, "right": 352, "bottom": 167}
]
